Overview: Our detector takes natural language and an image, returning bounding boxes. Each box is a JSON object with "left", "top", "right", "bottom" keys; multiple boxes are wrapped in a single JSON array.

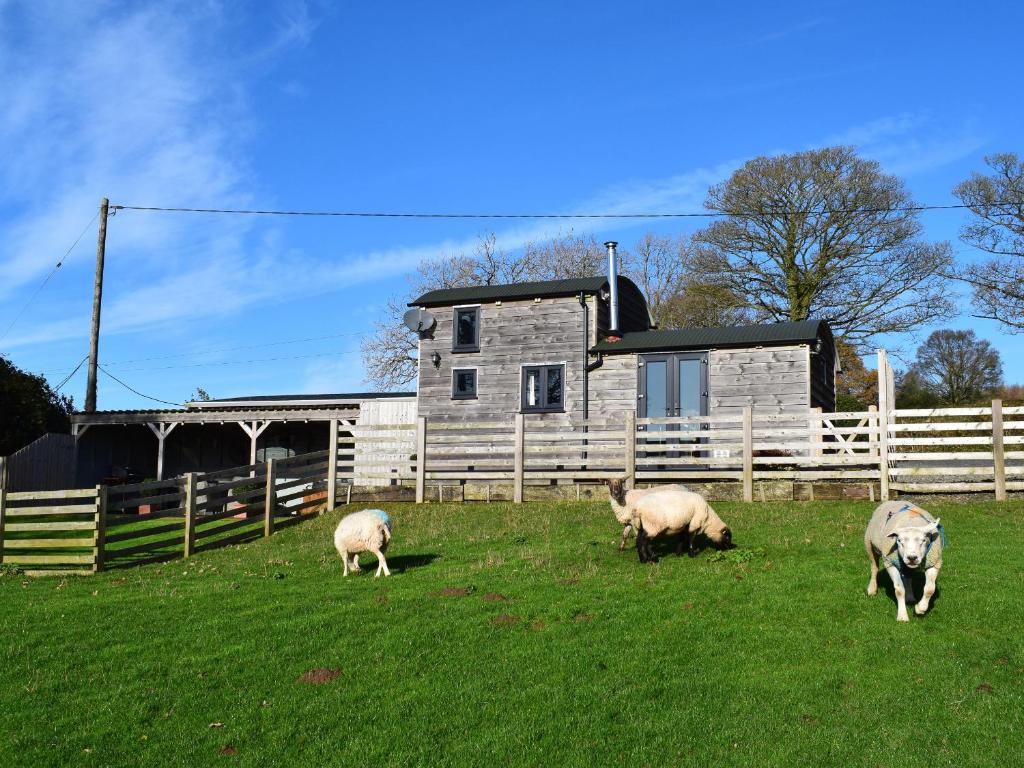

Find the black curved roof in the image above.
[
  {"left": 410, "top": 276, "right": 642, "bottom": 308},
  {"left": 591, "top": 319, "right": 833, "bottom": 354}
]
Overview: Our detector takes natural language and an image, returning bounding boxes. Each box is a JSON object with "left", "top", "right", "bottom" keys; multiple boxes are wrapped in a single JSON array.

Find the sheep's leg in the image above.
[
  {"left": 885, "top": 563, "right": 909, "bottom": 622},
  {"left": 866, "top": 540, "right": 879, "bottom": 596},
  {"left": 341, "top": 549, "right": 350, "bottom": 577},
  {"left": 619, "top": 523, "right": 633, "bottom": 551},
  {"left": 674, "top": 529, "right": 689, "bottom": 557},
  {"left": 903, "top": 571, "right": 917, "bottom": 605},
  {"left": 350, "top": 553, "right": 361, "bottom": 572},
  {"left": 372, "top": 548, "right": 391, "bottom": 577},
  {"left": 915, "top": 566, "right": 939, "bottom": 615},
  {"left": 635, "top": 527, "right": 647, "bottom": 563}
]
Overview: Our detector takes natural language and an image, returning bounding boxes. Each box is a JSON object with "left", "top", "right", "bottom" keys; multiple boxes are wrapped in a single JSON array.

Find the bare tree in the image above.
[
  {"left": 624, "top": 233, "right": 751, "bottom": 329},
  {"left": 953, "top": 153, "right": 1024, "bottom": 332},
  {"left": 361, "top": 232, "right": 609, "bottom": 390},
  {"left": 693, "top": 146, "right": 954, "bottom": 349},
  {"left": 910, "top": 329, "right": 1002, "bottom": 405}
]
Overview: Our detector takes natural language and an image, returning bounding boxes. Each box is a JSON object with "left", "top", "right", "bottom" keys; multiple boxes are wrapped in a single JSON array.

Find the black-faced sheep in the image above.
[
  {"left": 606, "top": 479, "right": 733, "bottom": 562},
  {"left": 865, "top": 501, "right": 943, "bottom": 622},
  {"left": 334, "top": 508, "right": 392, "bottom": 577}
]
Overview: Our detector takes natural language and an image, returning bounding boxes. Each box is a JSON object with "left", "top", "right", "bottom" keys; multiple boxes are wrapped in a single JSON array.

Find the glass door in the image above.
[{"left": 638, "top": 353, "right": 708, "bottom": 459}]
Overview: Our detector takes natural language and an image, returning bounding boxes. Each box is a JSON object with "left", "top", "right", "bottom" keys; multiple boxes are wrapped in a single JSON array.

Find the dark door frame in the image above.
[{"left": 637, "top": 351, "right": 709, "bottom": 461}]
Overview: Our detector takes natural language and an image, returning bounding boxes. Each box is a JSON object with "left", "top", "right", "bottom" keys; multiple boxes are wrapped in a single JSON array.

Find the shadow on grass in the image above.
[
  {"left": 874, "top": 568, "right": 943, "bottom": 612},
  {"left": 381, "top": 553, "right": 440, "bottom": 573}
]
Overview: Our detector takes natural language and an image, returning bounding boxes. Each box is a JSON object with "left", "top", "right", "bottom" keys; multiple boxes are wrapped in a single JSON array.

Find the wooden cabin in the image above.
[{"left": 410, "top": 275, "right": 838, "bottom": 423}]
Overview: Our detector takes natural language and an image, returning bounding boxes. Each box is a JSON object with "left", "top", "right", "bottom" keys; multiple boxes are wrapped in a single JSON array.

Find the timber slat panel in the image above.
[
  {"left": 6, "top": 521, "right": 96, "bottom": 532},
  {"left": 7, "top": 488, "right": 96, "bottom": 501},
  {"left": 5, "top": 505, "right": 98, "bottom": 516},
  {"left": 4, "top": 538, "right": 96, "bottom": 549},
  {"left": 5, "top": 554, "right": 95, "bottom": 566}
]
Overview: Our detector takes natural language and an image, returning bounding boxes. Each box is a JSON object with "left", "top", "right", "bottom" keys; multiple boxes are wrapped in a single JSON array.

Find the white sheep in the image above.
[
  {"left": 334, "top": 508, "right": 392, "bottom": 577},
  {"left": 865, "top": 501, "right": 943, "bottom": 622},
  {"left": 605, "top": 478, "right": 689, "bottom": 551},
  {"left": 607, "top": 479, "right": 733, "bottom": 561}
]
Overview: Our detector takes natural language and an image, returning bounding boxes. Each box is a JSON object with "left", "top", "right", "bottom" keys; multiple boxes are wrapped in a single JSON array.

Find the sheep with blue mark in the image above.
[
  {"left": 865, "top": 501, "right": 944, "bottom": 622},
  {"left": 334, "top": 508, "right": 392, "bottom": 577}
]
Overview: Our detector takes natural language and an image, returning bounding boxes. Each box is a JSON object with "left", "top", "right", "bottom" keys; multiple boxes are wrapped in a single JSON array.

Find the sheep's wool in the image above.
[{"left": 369, "top": 509, "right": 392, "bottom": 533}]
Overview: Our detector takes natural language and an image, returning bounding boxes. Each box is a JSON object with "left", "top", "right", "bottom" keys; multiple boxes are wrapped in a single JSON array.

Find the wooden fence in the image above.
[
  {"left": 2, "top": 433, "right": 76, "bottom": 491},
  {"left": 332, "top": 401, "right": 1022, "bottom": 503},
  {"left": 0, "top": 449, "right": 334, "bottom": 575}
]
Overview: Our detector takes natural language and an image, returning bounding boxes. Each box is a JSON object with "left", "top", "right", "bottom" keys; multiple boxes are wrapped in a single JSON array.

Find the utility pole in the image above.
[{"left": 84, "top": 198, "right": 109, "bottom": 413}]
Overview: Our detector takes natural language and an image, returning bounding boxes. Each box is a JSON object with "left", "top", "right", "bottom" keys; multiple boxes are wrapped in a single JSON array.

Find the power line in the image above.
[
  {"left": 111, "top": 201, "right": 1003, "bottom": 219},
  {"left": 98, "top": 365, "right": 183, "bottom": 407},
  {"left": 101, "top": 330, "right": 365, "bottom": 366},
  {"left": 0, "top": 211, "right": 100, "bottom": 344},
  {"left": 105, "top": 348, "right": 361, "bottom": 374},
  {"left": 53, "top": 355, "right": 89, "bottom": 393}
]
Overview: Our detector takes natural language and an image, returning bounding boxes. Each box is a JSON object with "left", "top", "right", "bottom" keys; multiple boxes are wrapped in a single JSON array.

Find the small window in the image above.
[
  {"left": 452, "top": 368, "right": 477, "bottom": 400},
  {"left": 522, "top": 364, "right": 564, "bottom": 412},
  {"left": 453, "top": 307, "right": 480, "bottom": 352}
]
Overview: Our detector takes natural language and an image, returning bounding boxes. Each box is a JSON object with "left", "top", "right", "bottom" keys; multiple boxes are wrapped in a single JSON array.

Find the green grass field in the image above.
[{"left": 2, "top": 499, "right": 1022, "bottom": 767}]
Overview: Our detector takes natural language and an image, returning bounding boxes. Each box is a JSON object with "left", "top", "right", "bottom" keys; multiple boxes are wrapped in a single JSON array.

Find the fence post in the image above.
[
  {"left": 415, "top": 416, "right": 427, "bottom": 504},
  {"left": 809, "top": 407, "right": 822, "bottom": 458},
  {"left": 624, "top": 410, "right": 636, "bottom": 489},
  {"left": 742, "top": 406, "right": 753, "bottom": 502},
  {"left": 877, "top": 349, "right": 892, "bottom": 501},
  {"left": 0, "top": 457, "right": 7, "bottom": 565},
  {"left": 183, "top": 473, "right": 197, "bottom": 558},
  {"left": 993, "top": 399, "right": 1006, "bottom": 502},
  {"left": 264, "top": 459, "right": 277, "bottom": 537},
  {"left": 94, "top": 485, "right": 107, "bottom": 572},
  {"left": 327, "top": 419, "right": 339, "bottom": 511},
  {"left": 513, "top": 413, "right": 525, "bottom": 504}
]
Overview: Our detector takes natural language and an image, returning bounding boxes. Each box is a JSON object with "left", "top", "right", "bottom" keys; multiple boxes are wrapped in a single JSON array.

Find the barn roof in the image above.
[
  {"left": 590, "top": 319, "right": 833, "bottom": 354},
  {"left": 410, "top": 276, "right": 637, "bottom": 307}
]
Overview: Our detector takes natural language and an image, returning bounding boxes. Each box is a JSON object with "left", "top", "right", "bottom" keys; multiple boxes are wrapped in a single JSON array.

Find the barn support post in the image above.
[
  {"left": 238, "top": 420, "right": 272, "bottom": 476},
  {"left": 624, "top": 410, "right": 636, "bottom": 489},
  {"left": 327, "top": 419, "right": 339, "bottom": 511},
  {"left": 742, "top": 406, "right": 753, "bottom": 502},
  {"left": 877, "top": 349, "right": 892, "bottom": 501},
  {"left": 415, "top": 416, "right": 427, "bottom": 504},
  {"left": 183, "top": 472, "right": 197, "bottom": 557},
  {"left": 264, "top": 458, "right": 277, "bottom": 537},
  {"left": 513, "top": 413, "right": 525, "bottom": 504},
  {"left": 993, "top": 399, "right": 1006, "bottom": 502},
  {"left": 0, "top": 457, "right": 7, "bottom": 564},
  {"left": 93, "top": 485, "right": 107, "bottom": 572},
  {"left": 146, "top": 422, "right": 179, "bottom": 481}
]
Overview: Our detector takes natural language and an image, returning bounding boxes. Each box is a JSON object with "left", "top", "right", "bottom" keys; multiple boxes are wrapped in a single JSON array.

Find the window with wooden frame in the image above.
[
  {"left": 521, "top": 364, "right": 565, "bottom": 413},
  {"left": 452, "top": 306, "right": 480, "bottom": 352},
  {"left": 451, "top": 368, "right": 478, "bottom": 400}
]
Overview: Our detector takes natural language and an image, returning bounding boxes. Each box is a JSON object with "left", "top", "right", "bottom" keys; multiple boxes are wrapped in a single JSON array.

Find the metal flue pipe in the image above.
[{"left": 605, "top": 240, "right": 621, "bottom": 340}]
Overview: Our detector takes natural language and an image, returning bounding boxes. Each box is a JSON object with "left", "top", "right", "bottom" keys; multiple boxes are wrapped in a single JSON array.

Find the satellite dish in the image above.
[{"left": 403, "top": 308, "right": 437, "bottom": 335}]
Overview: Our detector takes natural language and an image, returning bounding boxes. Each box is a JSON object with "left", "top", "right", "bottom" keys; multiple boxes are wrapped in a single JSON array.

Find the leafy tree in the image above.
[
  {"left": 834, "top": 339, "right": 878, "bottom": 411},
  {"left": 909, "top": 329, "right": 1002, "bottom": 405},
  {"left": 693, "top": 146, "right": 954, "bottom": 349},
  {"left": 189, "top": 387, "right": 213, "bottom": 402},
  {"left": 0, "top": 356, "right": 73, "bottom": 455},
  {"left": 953, "top": 153, "right": 1024, "bottom": 332},
  {"left": 894, "top": 368, "right": 944, "bottom": 409}
]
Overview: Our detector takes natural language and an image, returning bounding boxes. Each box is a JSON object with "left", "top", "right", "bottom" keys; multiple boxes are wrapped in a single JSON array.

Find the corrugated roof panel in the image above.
[{"left": 409, "top": 276, "right": 609, "bottom": 307}]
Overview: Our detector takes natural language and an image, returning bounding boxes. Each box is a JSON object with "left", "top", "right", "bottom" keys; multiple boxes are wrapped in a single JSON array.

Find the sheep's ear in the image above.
[
  {"left": 926, "top": 519, "right": 941, "bottom": 536},
  {"left": 887, "top": 530, "right": 900, "bottom": 539}
]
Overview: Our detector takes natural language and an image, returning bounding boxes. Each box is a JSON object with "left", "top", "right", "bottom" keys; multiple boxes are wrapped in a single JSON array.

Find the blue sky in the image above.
[{"left": 1, "top": 0, "right": 1022, "bottom": 410}]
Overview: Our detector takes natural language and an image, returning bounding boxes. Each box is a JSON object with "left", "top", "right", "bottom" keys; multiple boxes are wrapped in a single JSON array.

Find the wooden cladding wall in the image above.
[
  {"left": 708, "top": 345, "right": 811, "bottom": 417},
  {"left": 417, "top": 296, "right": 588, "bottom": 423}
]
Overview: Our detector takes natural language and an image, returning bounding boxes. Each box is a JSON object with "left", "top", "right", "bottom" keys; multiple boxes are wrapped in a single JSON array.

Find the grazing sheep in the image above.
[
  {"left": 334, "top": 508, "right": 393, "bottom": 577},
  {"left": 605, "top": 478, "right": 688, "bottom": 551},
  {"left": 607, "top": 479, "right": 733, "bottom": 562},
  {"left": 864, "top": 501, "right": 943, "bottom": 622}
]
